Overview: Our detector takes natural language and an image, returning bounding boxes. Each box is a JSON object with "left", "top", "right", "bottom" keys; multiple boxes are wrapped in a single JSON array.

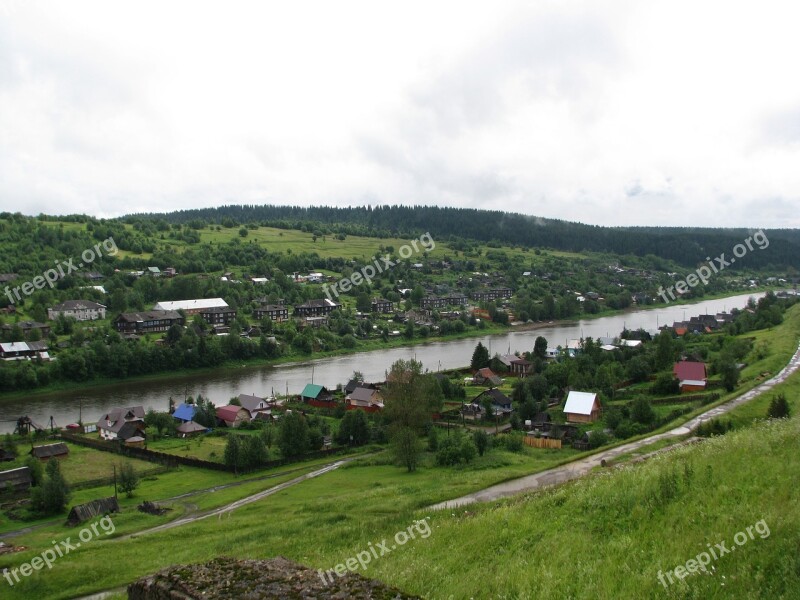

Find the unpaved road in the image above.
[
  {"left": 430, "top": 341, "right": 800, "bottom": 510},
  {"left": 119, "top": 457, "right": 356, "bottom": 540}
]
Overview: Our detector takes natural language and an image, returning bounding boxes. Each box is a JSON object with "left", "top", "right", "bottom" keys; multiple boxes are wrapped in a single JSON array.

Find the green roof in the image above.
[{"left": 301, "top": 383, "right": 324, "bottom": 399}]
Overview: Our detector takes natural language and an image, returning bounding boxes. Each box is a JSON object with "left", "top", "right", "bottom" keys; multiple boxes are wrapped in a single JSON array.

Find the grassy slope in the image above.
[{"left": 2, "top": 416, "right": 799, "bottom": 599}]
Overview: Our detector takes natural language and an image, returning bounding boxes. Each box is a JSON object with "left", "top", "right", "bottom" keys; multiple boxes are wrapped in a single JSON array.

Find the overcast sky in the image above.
[{"left": 1, "top": 1, "right": 799, "bottom": 227}]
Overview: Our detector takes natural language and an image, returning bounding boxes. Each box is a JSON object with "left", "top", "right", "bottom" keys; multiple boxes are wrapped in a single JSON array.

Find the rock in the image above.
[{"left": 127, "top": 556, "right": 420, "bottom": 599}]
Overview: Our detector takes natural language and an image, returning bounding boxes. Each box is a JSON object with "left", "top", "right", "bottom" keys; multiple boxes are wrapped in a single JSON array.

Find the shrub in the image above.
[{"left": 767, "top": 393, "right": 791, "bottom": 419}]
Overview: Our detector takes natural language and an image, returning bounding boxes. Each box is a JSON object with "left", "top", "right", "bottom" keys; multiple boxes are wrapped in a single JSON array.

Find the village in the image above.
[{"left": 3, "top": 290, "right": 783, "bottom": 534}]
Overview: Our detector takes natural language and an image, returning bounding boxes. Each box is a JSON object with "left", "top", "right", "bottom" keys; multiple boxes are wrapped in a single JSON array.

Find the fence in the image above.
[
  {"left": 70, "top": 466, "right": 173, "bottom": 491},
  {"left": 59, "top": 432, "right": 347, "bottom": 474},
  {"left": 524, "top": 436, "right": 562, "bottom": 449}
]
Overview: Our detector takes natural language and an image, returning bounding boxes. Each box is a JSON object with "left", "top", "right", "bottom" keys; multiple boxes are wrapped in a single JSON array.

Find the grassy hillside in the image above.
[{"left": 2, "top": 411, "right": 799, "bottom": 598}]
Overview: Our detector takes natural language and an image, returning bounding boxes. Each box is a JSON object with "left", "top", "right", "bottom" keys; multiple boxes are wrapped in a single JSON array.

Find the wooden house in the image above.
[
  {"left": 216, "top": 405, "right": 250, "bottom": 428},
  {"left": 563, "top": 391, "right": 601, "bottom": 423}
]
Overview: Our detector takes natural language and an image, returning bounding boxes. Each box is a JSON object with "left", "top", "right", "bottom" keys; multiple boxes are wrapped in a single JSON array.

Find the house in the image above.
[
  {"left": 96, "top": 406, "right": 146, "bottom": 441},
  {"left": 474, "top": 388, "right": 513, "bottom": 415},
  {"left": 509, "top": 358, "right": 532, "bottom": 376},
  {"left": 471, "top": 288, "right": 513, "bottom": 302},
  {"left": 0, "top": 467, "right": 32, "bottom": 492},
  {"left": 300, "top": 316, "right": 329, "bottom": 328},
  {"left": 420, "top": 295, "right": 468, "bottom": 309},
  {"left": 370, "top": 298, "right": 394, "bottom": 313},
  {"left": 473, "top": 367, "right": 502, "bottom": 387},
  {"left": 216, "top": 405, "right": 250, "bottom": 428},
  {"left": 673, "top": 361, "right": 707, "bottom": 392},
  {"left": 1, "top": 321, "right": 51, "bottom": 338},
  {"left": 254, "top": 304, "right": 289, "bottom": 322},
  {"left": 114, "top": 310, "right": 183, "bottom": 334},
  {"left": 237, "top": 393, "right": 272, "bottom": 419},
  {"left": 171, "top": 403, "right": 197, "bottom": 423},
  {"left": 300, "top": 384, "right": 334, "bottom": 407},
  {"left": 344, "top": 379, "right": 362, "bottom": 395},
  {"left": 0, "top": 341, "right": 36, "bottom": 361},
  {"left": 294, "top": 299, "right": 340, "bottom": 317},
  {"left": 67, "top": 497, "right": 119, "bottom": 526},
  {"left": 47, "top": 300, "right": 107, "bottom": 321},
  {"left": 176, "top": 421, "right": 208, "bottom": 438},
  {"left": 199, "top": 306, "right": 237, "bottom": 326},
  {"left": 306, "top": 272, "right": 325, "bottom": 283},
  {"left": 153, "top": 298, "right": 229, "bottom": 315},
  {"left": 563, "top": 391, "right": 601, "bottom": 423},
  {"left": 29, "top": 443, "right": 69, "bottom": 461},
  {"left": 346, "top": 387, "right": 384, "bottom": 413},
  {"left": 461, "top": 402, "right": 484, "bottom": 420},
  {"left": 147, "top": 266, "right": 161, "bottom": 277}
]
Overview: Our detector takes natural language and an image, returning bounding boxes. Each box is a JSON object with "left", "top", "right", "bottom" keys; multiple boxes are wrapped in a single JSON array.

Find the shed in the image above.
[
  {"left": 673, "top": 361, "right": 708, "bottom": 392},
  {"left": 67, "top": 496, "right": 120, "bottom": 525},
  {"left": 176, "top": 421, "right": 208, "bottom": 438},
  {"left": 0, "top": 467, "right": 32, "bottom": 493},
  {"left": 30, "top": 442, "right": 69, "bottom": 460},
  {"left": 563, "top": 391, "right": 601, "bottom": 423}
]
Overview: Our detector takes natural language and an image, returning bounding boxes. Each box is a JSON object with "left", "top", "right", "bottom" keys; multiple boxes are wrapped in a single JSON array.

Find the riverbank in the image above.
[{"left": 0, "top": 290, "right": 770, "bottom": 406}]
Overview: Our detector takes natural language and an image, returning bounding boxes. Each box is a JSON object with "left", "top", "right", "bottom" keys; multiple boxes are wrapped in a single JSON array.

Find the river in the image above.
[{"left": 0, "top": 293, "right": 763, "bottom": 433}]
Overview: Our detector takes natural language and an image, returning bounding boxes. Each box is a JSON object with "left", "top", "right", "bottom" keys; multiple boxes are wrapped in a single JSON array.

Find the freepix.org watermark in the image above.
[
  {"left": 657, "top": 230, "right": 769, "bottom": 303},
  {"left": 656, "top": 518, "right": 770, "bottom": 588},
  {"left": 3, "top": 237, "right": 118, "bottom": 305},
  {"left": 318, "top": 517, "right": 432, "bottom": 585},
  {"left": 323, "top": 233, "right": 435, "bottom": 302},
  {"left": 3, "top": 515, "right": 115, "bottom": 587}
]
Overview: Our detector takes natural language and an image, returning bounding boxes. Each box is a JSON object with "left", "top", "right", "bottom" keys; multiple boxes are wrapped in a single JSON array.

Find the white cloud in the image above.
[{"left": 1, "top": 0, "right": 799, "bottom": 227}]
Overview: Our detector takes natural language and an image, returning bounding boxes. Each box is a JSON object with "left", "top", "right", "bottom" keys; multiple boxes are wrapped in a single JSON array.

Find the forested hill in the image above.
[{"left": 128, "top": 204, "right": 800, "bottom": 270}]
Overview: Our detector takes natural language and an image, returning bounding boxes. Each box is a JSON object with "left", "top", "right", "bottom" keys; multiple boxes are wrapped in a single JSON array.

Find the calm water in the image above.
[{"left": 0, "top": 293, "right": 763, "bottom": 433}]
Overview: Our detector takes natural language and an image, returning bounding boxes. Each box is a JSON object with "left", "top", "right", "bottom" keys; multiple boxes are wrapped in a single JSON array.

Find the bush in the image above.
[
  {"left": 435, "top": 432, "right": 477, "bottom": 466},
  {"left": 767, "top": 394, "right": 791, "bottom": 419},
  {"left": 117, "top": 462, "right": 140, "bottom": 498},
  {"left": 587, "top": 430, "right": 609, "bottom": 449},
  {"left": 498, "top": 432, "right": 525, "bottom": 453},
  {"left": 651, "top": 373, "right": 680, "bottom": 395}
]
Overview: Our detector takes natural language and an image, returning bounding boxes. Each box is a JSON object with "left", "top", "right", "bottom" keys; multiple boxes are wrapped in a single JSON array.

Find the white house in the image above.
[{"left": 48, "top": 300, "right": 107, "bottom": 321}]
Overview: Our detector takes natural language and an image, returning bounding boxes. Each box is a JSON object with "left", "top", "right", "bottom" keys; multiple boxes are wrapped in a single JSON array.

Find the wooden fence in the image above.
[
  {"left": 59, "top": 432, "right": 346, "bottom": 474},
  {"left": 524, "top": 436, "right": 562, "bottom": 449}
]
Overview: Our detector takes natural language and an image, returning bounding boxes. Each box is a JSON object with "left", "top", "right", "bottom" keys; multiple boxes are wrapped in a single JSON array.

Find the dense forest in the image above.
[{"left": 121, "top": 205, "right": 800, "bottom": 269}]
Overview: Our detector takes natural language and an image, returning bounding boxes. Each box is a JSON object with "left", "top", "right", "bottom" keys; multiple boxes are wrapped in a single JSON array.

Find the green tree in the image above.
[
  {"left": 470, "top": 342, "right": 490, "bottom": 370},
  {"left": 719, "top": 359, "right": 740, "bottom": 392},
  {"left": 383, "top": 359, "right": 443, "bottom": 472},
  {"left": 278, "top": 411, "right": 310, "bottom": 457},
  {"left": 336, "top": 409, "right": 370, "bottom": 446},
  {"left": 30, "top": 459, "right": 70, "bottom": 515},
  {"left": 392, "top": 426, "right": 422, "bottom": 472},
  {"left": 224, "top": 434, "right": 244, "bottom": 473},
  {"left": 654, "top": 332, "right": 675, "bottom": 370},
  {"left": 117, "top": 462, "right": 140, "bottom": 498},
  {"left": 473, "top": 430, "right": 489, "bottom": 456},
  {"left": 630, "top": 397, "right": 655, "bottom": 425},
  {"left": 242, "top": 435, "right": 268, "bottom": 468},
  {"left": 767, "top": 393, "right": 790, "bottom": 419},
  {"left": 652, "top": 373, "right": 680, "bottom": 395},
  {"left": 533, "top": 336, "right": 548, "bottom": 359},
  {"left": 24, "top": 455, "right": 44, "bottom": 487}
]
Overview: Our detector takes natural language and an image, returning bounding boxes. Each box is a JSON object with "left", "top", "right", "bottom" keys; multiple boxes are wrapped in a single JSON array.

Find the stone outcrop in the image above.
[{"left": 127, "top": 556, "right": 420, "bottom": 599}]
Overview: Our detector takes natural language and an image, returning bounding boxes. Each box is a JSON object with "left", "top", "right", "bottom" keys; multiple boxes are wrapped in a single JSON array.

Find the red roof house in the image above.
[
  {"left": 216, "top": 405, "right": 250, "bottom": 428},
  {"left": 673, "top": 361, "right": 707, "bottom": 392}
]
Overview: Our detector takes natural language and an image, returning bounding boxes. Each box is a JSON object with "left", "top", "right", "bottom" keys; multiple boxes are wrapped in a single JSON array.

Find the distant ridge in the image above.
[{"left": 126, "top": 204, "right": 800, "bottom": 269}]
